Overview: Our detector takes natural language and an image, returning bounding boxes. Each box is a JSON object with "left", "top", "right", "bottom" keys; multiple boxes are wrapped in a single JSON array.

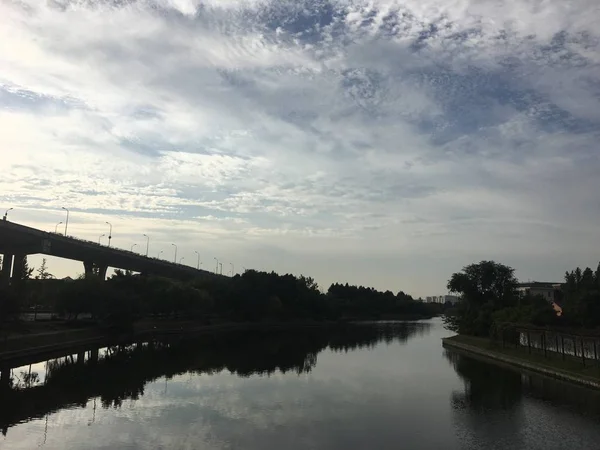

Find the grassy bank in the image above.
[{"left": 443, "top": 334, "right": 600, "bottom": 388}]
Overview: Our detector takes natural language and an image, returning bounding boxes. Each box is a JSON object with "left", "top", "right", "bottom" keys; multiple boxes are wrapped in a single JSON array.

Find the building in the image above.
[
  {"left": 424, "top": 295, "right": 460, "bottom": 305},
  {"left": 516, "top": 282, "right": 562, "bottom": 302}
]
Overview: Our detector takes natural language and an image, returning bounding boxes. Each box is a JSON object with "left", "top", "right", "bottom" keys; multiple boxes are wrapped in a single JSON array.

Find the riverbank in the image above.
[
  {"left": 0, "top": 319, "right": 333, "bottom": 365},
  {"left": 442, "top": 335, "right": 600, "bottom": 390},
  {"left": 1, "top": 317, "right": 434, "bottom": 366}
]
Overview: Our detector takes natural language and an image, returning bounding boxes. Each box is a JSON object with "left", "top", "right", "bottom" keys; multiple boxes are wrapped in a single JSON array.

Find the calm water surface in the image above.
[{"left": 1, "top": 318, "right": 600, "bottom": 449}]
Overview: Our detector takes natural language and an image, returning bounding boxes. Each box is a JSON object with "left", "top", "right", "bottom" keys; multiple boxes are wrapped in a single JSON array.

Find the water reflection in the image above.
[
  {"left": 445, "top": 349, "right": 600, "bottom": 418},
  {"left": 445, "top": 349, "right": 600, "bottom": 450},
  {"left": 0, "top": 322, "right": 429, "bottom": 436},
  {"left": 445, "top": 350, "right": 523, "bottom": 411}
]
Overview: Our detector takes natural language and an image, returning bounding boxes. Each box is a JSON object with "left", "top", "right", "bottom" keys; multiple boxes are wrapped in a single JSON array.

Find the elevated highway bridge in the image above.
[{"left": 0, "top": 219, "right": 216, "bottom": 283}]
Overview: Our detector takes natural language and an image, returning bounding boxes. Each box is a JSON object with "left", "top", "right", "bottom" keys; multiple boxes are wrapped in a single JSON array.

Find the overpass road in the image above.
[{"left": 0, "top": 219, "right": 218, "bottom": 283}]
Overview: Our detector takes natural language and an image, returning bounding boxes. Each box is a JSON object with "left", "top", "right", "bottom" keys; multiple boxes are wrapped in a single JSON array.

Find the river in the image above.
[{"left": 1, "top": 318, "right": 600, "bottom": 449}]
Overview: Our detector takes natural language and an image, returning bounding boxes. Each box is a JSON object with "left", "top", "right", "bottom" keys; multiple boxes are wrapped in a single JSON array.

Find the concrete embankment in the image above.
[{"left": 442, "top": 336, "right": 600, "bottom": 390}]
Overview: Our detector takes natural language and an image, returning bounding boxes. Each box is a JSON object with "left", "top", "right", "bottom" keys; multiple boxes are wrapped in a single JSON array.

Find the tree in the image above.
[
  {"left": 13, "top": 256, "right": 33, "bottom": 282},
  {"left": 36, "top": 258, "right": 54, "bottom": 280},
  {"left": 561, "top": 263, "right": 600, "bottom": 328},
  {"left": 444, "top": 261, "right": 518, "bottom": 336}
]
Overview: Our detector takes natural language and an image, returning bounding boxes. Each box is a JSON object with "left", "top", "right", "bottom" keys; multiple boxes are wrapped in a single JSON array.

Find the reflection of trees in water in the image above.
[
  {"left": 444, "top": 350, "right": 526, "bottom": 449},
  {"left": 521, "top": 370, "right": 600, "bottom": 419},
  {"left": 445, "top": 349, "right": 600, "bottom": 418},
  {"left": 445, "top": 350, "right": 523, "bottom": 411},
  {"left": 445, "top": 349, "right": 600, "bottom": 448},
  {"left": 327, "top": 321, "right": 430, "bottom": 352},
  {"left": 0, "top": 322, "right": 427, "bottom": 434}
]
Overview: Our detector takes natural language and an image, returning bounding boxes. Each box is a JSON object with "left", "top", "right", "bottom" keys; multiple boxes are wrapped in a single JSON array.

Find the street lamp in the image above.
[
  {"left": 55, "top": 221, "right": 63, "bottom": 233},
  {"left": 131, "top": 244, "right": 137, "bottom": 252},
  {"left": 3, "top": 207, "right": 13, "bottom": 221},
  {"left": 230, "top": 262, "right": 234, "bottom": 276},
  {"left": 98, "top": 234, "right": 105, "bottom": 244},
  {"left": 61, "top": 207, "right": 69, "bottom": 236},
  {"left": 143, "top": 234, "right": 150, "bottom": 256},
  {"left": 179, "top": 257, "right": 185, "bottom": 264},
  {"left": 214, "top": 257, "right": 218, "bottom": 274},
  {"left": 105, "top": 222, "right": 112, "bottom": 247},
  {"left": 194, "top": 251, "right": 200, "bottom": 270},
  {"left": 219, "top": 262, "right": 223, "bottom": 275},
  {"left": 157, "top": 250, "right": 163, "bottom": 259},
  {"left": 171, "top": 243, "right": 177, "bottom": 263}
]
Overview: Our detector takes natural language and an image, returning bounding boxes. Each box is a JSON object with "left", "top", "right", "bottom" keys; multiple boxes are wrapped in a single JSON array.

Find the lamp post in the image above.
[
  {"left": 61, "top": 207, "right": 69, "bottom": 236},
  {"left": 55, "top": 221, "right": 63, "bottom": 233},
  {"left": 143, "top": 234, "right": 150, "bottom": 256},
  {"left": 179, "top": 257, "right": 185, "bottom": 264},
  {"left": 171, "top": 244, "right": 177, "bottom": 263},
  {"left": 105, "top": 222, "right": 112, "bottom": 247},
  {"left": 3, "top": 207, "right": 13, "bottom": 221},
  {"left": 98, "top": 234, "right": 105, "bottom": 244},
  {"left": 131, "top": 244, "right": 137, "bottom": 252},
  {"left": 230, "top": 263, "right": 234, "bottom": 276},
  {"left": 194, "top": 251, "right": 200, "bottom": 270},
  {"left": 214, "top": 257, "right": 218, "bottom": 274},
  {"left": 157, "top": 250, "right": 163, "bottom": 259},
  {"left": 219, "top": 262, "right": 223, "bottom": 275}
]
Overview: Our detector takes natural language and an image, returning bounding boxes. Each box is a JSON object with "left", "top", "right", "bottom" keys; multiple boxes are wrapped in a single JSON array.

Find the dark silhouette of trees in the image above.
[
  {"left": 16, "top": 256, "right": 33, "bottom": 281},
  {"left": 445, "top": 260, "right": 600, "bottom": 336},
  {"left": 326, "top": 283, "right": 434, "bottom": 319},
  {"left": 444, "top": 261, "right": 519, "bottom": 336},
  {"left": 35, "top": 259, "right": 53, "bottom": 280},
  {"left": 560, "top": 263, "right": 600, "bottom": 328},
  {"left": 29, "top": 269, "right": 436, "bottom": 325}
]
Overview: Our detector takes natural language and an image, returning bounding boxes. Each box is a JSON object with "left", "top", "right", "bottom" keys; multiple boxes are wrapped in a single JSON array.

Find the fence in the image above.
[{"left": 494, "top": 323, "right": 600, "bottom": 367}]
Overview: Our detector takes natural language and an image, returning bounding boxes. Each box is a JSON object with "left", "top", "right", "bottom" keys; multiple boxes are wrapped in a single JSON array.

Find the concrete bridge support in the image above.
[
  {"left": 83, "top": 261, "right": 94, "bottom": 279},
  {"left": 11, "top": 254, "right": 26, "bottom": 283},
  {"left": 89, "top": 348, "right": 99, "bottom": 364},
  {"left": 1, "top": 254, "right": 13, "bottom": 285},
  {"left": 83, "top": 261, "right": 108, "bottom": 280},
  {"left": 0, "top": 367, "right": 10, "bottom": 387}
]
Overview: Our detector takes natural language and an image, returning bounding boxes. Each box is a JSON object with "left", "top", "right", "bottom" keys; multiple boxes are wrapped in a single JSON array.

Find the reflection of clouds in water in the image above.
[
  {"left": 0, "top": 322, "right": 429, "bottom": 434},
  {"left": 5, "top": 322, "right": 600, "bottom": 450}
]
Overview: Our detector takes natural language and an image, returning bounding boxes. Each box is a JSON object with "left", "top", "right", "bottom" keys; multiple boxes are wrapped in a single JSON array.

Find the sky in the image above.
[{"left": 1, "top": 0, "right": 599, "bottom": 297}]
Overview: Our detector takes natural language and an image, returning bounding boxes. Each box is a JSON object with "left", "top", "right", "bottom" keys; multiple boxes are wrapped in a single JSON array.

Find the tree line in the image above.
[
  {"left": 0, "top": 259, "right": 439, "bottom": 325},
  {"left": 444, "top": 260, "right": 600, "bottom": 337}
]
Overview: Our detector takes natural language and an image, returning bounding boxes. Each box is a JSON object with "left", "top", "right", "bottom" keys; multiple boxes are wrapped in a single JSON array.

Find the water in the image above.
[{"left": 1, "top": 318, "right": 600, "bottom": 450}]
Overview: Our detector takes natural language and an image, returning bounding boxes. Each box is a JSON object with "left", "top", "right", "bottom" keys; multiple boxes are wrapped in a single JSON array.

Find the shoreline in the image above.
[
  {"left": 0, "top": 321, "right": 331, "bottom": 366},
  {"left": 0, "top": 317, "right": 432, "bottom": 366},
  {"left": 442, "top": 335, "right": 600, "bottom": 390}
]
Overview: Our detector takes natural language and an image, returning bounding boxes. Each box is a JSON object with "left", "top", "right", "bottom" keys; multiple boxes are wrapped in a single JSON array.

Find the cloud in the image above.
[{"left": 1, "top": 0, "right": 599, "bottom": 295}]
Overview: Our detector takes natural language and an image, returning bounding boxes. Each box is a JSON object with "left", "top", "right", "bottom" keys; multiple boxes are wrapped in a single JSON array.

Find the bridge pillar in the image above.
[
  {"left": 1, "top": 254, "right": 13, "bottom": 285},
  {"left": 11, "top": 254, "right": 26, "bottom": 283},
  {"left": 89, "top": 348, "right": 99, "bottom": 363},
  {"left": 83, "top": 262, "right": 108, "bottom": 280},
  {"left": 0, "top": 367, "right": 10, "bottom": 387},
  {"left": 97, "top": 265, "right": 108, "bottom": 280},
  {"left": 83, "top": 261, "right": 94, "bottom": 279}
]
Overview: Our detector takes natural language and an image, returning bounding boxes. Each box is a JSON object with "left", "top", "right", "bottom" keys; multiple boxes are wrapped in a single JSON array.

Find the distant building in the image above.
[
  {"left": 516, "top": 282, "right": 562, "bottom": 302},
  {"left": 425, "top": 295, "right": 460, "bottom": 305}
]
